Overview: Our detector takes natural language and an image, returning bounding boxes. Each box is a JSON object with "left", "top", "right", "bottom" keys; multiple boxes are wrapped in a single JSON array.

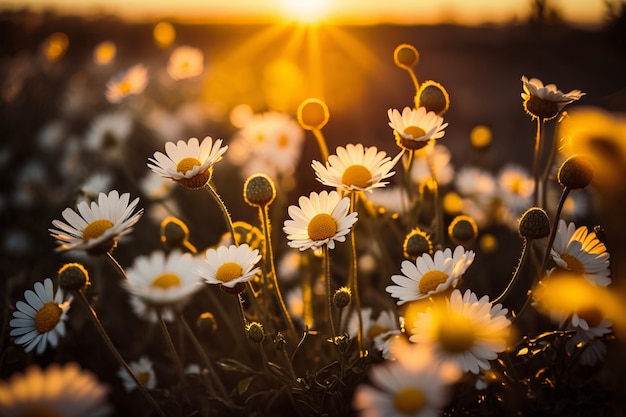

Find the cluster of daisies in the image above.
[{"left": 3, "top": 42, "right": 619, "bottom": 417}]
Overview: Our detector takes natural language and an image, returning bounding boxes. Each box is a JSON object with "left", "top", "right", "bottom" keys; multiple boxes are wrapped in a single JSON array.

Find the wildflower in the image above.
[
  {"left": 455, "top": 166, "right": 496, "bottom": 202},
  {"left": 139, "top": 170, "right": 176, "bottom": 201},
  {"left": 147, "top": 136, "right": 228, "bottom": 189},
  {"left": 57, "top": 262, "right": 90, "bottom": 292},
  {"left": 283, "top": 190, "right": 358, "bottom": 251},
  {"left": 200, "top": 244, "right": 261, "bottom": 290},
  {"left": 415, "top": 80, "right": 450, "bottom": 115},
  {"left": 550, "top": 219, "right": 610, "bottom": 286},
  {"left": 0, "top": 363, "right": 111, "bottom": 416},
  {"left": 246, "top": 321, "right": 265, "bottom": 344},
  {"left": 312, "top": 143, "right": 401, "bottom": 192},
  {"left": 49, "top": 190, "right": 143, "bottom": 254},
  {"left": 79, "top": 172, "right": 113, "bottom": 201},
  {"left": 410, "top": 289, "right": 511, "bottom": 374},
  {"left": 105, "top": 63, "right": 148, "bottom": 103},
  {"left": 167, "top": 45, "right": 204, "bottom": 80},
  {"left": 386, "top": 246, "right": 475, "bottom": 305},
  {"left": 84, "top": 111, "right": 133, "bottom": 158},
  {"left": 333, "top": 287, "right": 352, "bottom": 309},
  {"left": 388, "top": 106, "right": 448, "bottom": 151},
  {"left": 347, "top": 308, "right": 400, "bottom": 351},
  {"left": 409, "top": 144, "right": 455, "bottom": 186},
  {"left": 122, "top": 250, "right": 204, "bottom": 318},
  {"left": 521, "top": 76, "right": 584, "bottom": 121},
  {"left": 244, "top": 173, "right": 276, "bottom": 207},
  {"left": 354, "top": 341, "right": 456, "bottom": 417},
  {"left": 9, "top": 278, "right": 72, "bottom": 354},
  {"left": 402, "top": 228, "right": 433, "bottom": 260},
  {"left": 448, "top": 215, "right": 478, "bottom": 245},
  {"left": 496, "top": 164, "right": 534, "bottom": 212},
  {"left": 117, "top": 356, "right": 157, "bottom": 392},
  {"left": 565, "top": 318, "right": 612, "bottom": 366},
  {"left": 518, "top": 207, "right": 551, "bottom": 240},
  {"left": 557, "top": 154, "right": 595, "bottom": 190}
]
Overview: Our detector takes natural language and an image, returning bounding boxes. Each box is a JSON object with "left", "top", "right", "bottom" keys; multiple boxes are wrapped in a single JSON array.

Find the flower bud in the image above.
[
  {"left": 393, "top": 43, "right": 419, "bottom": 70},
  {"left": 448, "top": 215, "right": 478, "bottom": 245},
  {"left": 297, "top": 98, "right": 329, "bottom": 130},
  {"left": 246, "top": 321, "right": 265, "bottom": 344},
  {"left": 160, "top": 216, "right": 190, "bottom": 250},
  {"left": 557, "top": 155, "right": 595, "bottom": 190},
  {"left": 196, "top": 312, "right": 217, "bottom": 335},
  {"left": 57, "top": 263, "right": 89, "bottom": 291},
  {"left": 244, "top": 173, "right": 276, "bottom": 207},
  {"left": 333, "top": 287, "right": 352, "bottom": 309},
  {"left": 415, "top": 80, "right": 450, "bottom": 115},
  {"left": 403, "top": 228, "right": 433, "bottom": 260},
  {"left": 518, "top": 207, "right": 550, "bottom": 240}
]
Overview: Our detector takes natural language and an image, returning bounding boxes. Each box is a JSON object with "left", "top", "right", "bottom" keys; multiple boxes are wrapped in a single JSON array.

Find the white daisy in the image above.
[
  {"left": 117, "top": 356, "right": 157, "bottom": 392},
  {"left": 346, "top": 308, "right": 400, "bottom": 351},
  {"left": 312, "top": 143, "right": 402, "bottom": 192},
  {"left": 79, "top": 172, "right": 113, "bottom": 201},
  {"left": 122, "top": 250, "right": 204, "bottom": 317},
  {"left": 365, "top": 186, "right": 411, "bottom": 215},
  {"left": 147, "top": 136, "right": 228, "bottom": 189},
  {"left": 105, "top": 63, "right": 148, "bottom": 103},
  {"left": 409, "top": 143, "right": 455, "bottom": 186},
  {"left": 386, "top": 246, "right": 475, "bottom": 305},
  {"left": 455, "top": 166, "right": 496, "bottom": 202},
  {"left": 496, "top": 164, "right": 534, "bottom": 212},
  {"left": 410, "top": 289, "right": 511, "bottom": 375},
  {"left": 84, "top": 111, "right": 133, "bottom": 157},
  {"left": 200, "top": 244, "right": 261, "bottom": 289},
  {"left": 565, "top": 319, "right": 612, "bottom": 366},
  {"left": 387, "top": 106, "right": 448, "bottom": 151},
  {"left": 283, "top": 190, "right": 358, "bottom": 251},
  {"left": 521, "top": 76, "right": 585, "bottom": 120},
  {"left": 167, "top": 45, "right": 204, "bottom": 80},
  {"left": 550, "top": 219, "right": 611, "bottom": 286},
  {"left": 49, "top": 190, "right": 143, "bottom": 254},
  {"left": 9, "top": 278, "right": 72, "bottom": 355},
  {"left": 139, "top": 170, "right": 176, "bottom": 201},
  {"left": 353, "top": 341, "right": 456, "bottom": 417},
  {"left": 0, "top": 363, "right": 111, "bottom": 417}
]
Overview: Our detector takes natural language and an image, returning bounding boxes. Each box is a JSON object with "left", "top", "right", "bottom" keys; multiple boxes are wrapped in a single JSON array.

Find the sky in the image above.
[{"left": 0, "top": 0, "right": 608, "bottom": 26}]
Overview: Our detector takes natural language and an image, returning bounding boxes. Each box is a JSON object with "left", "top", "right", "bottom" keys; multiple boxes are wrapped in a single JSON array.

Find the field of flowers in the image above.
[{"left": 1, "top": 9, "right": 626, "bottom": 417}]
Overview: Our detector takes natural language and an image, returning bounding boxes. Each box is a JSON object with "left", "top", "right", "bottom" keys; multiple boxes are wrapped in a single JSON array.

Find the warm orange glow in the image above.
[
  {"left": 93, "top": 41, "right": 116, "bottom": 65},
  {"left": 278, "top": 0, "right": 331, "bottom": 24},
  {"left": 42, "top": 32, "right": 68, "bottom": 62},
  {"left": 153, "top": 21, "right": 176, "bottom": 47}
]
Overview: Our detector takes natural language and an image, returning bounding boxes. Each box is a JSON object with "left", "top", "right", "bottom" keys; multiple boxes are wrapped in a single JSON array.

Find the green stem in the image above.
[
  {"left": 532, "top": 118, "right": 544, "bottom": 207},
  {"left": 493, "top": 239, "right": 531, "bottom": 305},
  {"left": 323, "top": 244, "right": 337, "bottom": 338},
  {"left": 204, "top": 182, "right": 237, "bottom": 245},
  {"left": 540, "top": 125, "right": 560, "bottom": 209},
  {"left": 541, "top": 187, "right": 571, "bottom": 271},
  {"left": 158, "top": 313, "right": 192, "bottom": 408},
  {"left": 348, "top": 192, "right": 364, "bottom": 356},
  {"left": 312, "top": 128, "right": 329, "bottom": 162},
  {"left": 426, "top": 148, "right": 444, "bottom": 249},
  {"left": 407, "top": 67, "right": 420, "bottom": 92},
  {"left": 75, "top": 291, "right": 167, "bottom": 417},
  {"left": 106, "top": 252, "right": 128, "bottom": 280}
]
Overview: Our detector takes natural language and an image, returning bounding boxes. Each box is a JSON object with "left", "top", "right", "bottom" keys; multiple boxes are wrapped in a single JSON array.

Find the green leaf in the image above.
[{"left": 238, "top": 376, "right": 254, "bottom": 396}]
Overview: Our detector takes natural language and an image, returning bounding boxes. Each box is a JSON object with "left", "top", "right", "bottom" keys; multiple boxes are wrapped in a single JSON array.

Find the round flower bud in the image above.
[
  {"left": 403, "top": 228, "right": 433, "bottom": 260},
  {"left": 448, "top": 215, "right": 478, "bottom": 245},
  {"left": 557, "top": 155, "right": 595, "bottom": 190},
  {"left": 196, "top": 312, "right": 217, "bottom": 335},
  {"left": 160, "top": 216, "right": 190, "bottom": 250},
  {"left": 518, "top": 207, "right": 551, "bottom": 240},
  {"left": 415, "top": 80, "right": 450, "bottom": 115},
  {"left": 523, "top": 96, "right": 559, "bottom": 121},
  {"left": 246, "top": 321, "right": 265, "bottom": 344},
  {"left": 393, "top": 43, "right": 419, "bottom": 70},
  {"left": 244, "top": 173, "right": 276, "bottom": 207},
  {"left": 333, "top": 287, "right": 352, "bottom": 309},
  {"left": 297, "top": 98, "right": 329, "bottom": 130},
  {"left": 57, "top": 263, "right": 89, "bottom": 291}
]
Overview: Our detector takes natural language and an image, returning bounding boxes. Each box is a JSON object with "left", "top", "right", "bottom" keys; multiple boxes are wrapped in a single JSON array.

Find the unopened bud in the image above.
[
  {"left": 415, "top": 80, "right": 450, "bottom": 115},
  {"left": 297, "top": 98, "right": 329, "bottom": 130},
  {"left": 393, "top": 43, "right": 419, "bottom": 70},
  {"left": 58, "top": 263, "right": 89, "bottom": 291},
  {"left": 246, "top": 321, "right": 265, "bottom": 344},
  {"left": 448, "top": 215, "right": 478, "bottom": 245},
  {"left": 518, "top": 207, "right": 550, "bottom": 240},
  {"left": 403, "top": 228, "right": 433, "bottom": 260},
  {"left": 244, "top": 173, "right": 276, "bottom": 207},
  {"left": 160, "top": 216, "right": 190, "bottom": 250},
  {"left": 333, "top": 287, "right": 352, "bottom": 308},
  {"left": 557, "top": 155, "right": 594, "bottom": 190}
]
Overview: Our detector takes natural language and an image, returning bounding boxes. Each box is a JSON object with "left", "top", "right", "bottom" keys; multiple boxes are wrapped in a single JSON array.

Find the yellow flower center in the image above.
[
  {"left": 509, "top": 178, "right": 524, "bottom": 194},
  {"left": 19, "top": 407, "right": 63, "bottom": 417},
  {"left": 393, "top": 387, "right": 426, "bottom": 414},
  {"left": 82, "top": 219, "right": 114, "bottom": 243},
  {"left": 438, "top": 314, "right": 475, "bottom": 353},
  {"left": 367, "top": 324, "right": 389, "bottom": 340},
  {"left": 418, "top": 270, "right": 449, "bottom": 294},
  {"left": 403, "top": 125, "right": 426, "bottom": 138},
  {"left": 151, "top": 272, "right": 181, "bottom": 290},
  {"left": 342, "top": 165, "right": 372, "bottom": 188},
  {"left": 256, "top": 134, "right": 265, "bottom": 143},
  {"left": 35, "top": 302, "right": 62, "bottom": 333},
  {"left": 176, "top": 157, "right": 201, "bottom": 174},
  {"left": 278, "top": 134, "right": 289, "bottom": 148},
  {"left": 137, "top": 371, "right": 151, "bottom": 386},
  {"left": 119, "top": 78, "right": 132, "bottom": 95},
  {"left": 216, "top": 262, "right": 243, "bottom": 283},
  {"left": 560, "top": 253, "right": 586, "bottom": 275},
  {"left": 307, "top": 213, "right": 338, "bottom": 241}
]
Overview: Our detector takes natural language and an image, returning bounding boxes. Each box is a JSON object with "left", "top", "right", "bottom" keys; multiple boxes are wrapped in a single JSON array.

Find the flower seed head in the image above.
[
  {"left": 557, "top": 155, "right": 595, "bottom": 190},
  {"left": 448, "top": 215, "right": 478, "bottom": 245},
  {"left": 58, "top": 262, "right": 89, "bottom": 291},
  {"left": 160, "top": 216, "right": 190, "bottom": 250},
  {"left": 415, "top": 81, "right": 450, "bottom": 115},
  {"left": 518, "top": 207, "right": 551, "bottom": 240},
  {"left": 297, "top": 98, "right": 329, "bottom": 130},
  {"left": 244, "top": 173, "right": 276, "bottom": 207},
  {"left": 333, "top": 287, "right": 352, "bottom": 308},
  {"left": 403, "top": 228, "right": 433, "bottom": 260},
  {"left": 246, "top": 321, "right": 265, "bottom": 344},
  {"left": 196, "top": 312, "right": 217, "bottom": 335},
  {"left": 393, "top": 43, "right": 419, "bottom": 70}
]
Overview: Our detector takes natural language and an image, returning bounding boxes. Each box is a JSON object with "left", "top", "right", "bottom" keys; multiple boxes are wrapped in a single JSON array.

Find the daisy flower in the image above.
[
  {"left": 387, "top": 106, "right": 448, "bottom": 151},
  {"left": 565, "top": 318, "right": 612, "bottom": 366},
  {"left": 117, "top": 356, "right": 157, "bottom": 392},
  {"left": 311, "top": 143, "right": 402, "bottom": 192},
  {"left": 9, "top": 278, "right": 72, "bottom": 355},
  {"left": 147, "top": 136, "right": 228, "bottom": 189},
  {"left": 353, "top": 341, "right": 456, "bottom": 417},
  {"left": 386, "top": 246, "right": 475, "bottom": 305},
  {"left": 409, "top": 144, "right": 455, "bottom": 186},
  {"left": 49, "top": 190, "right": 143, "bottom": 255},
  {"left": 283, "top": 190, "right": 358, "bottom": 251},
  {"left": 0, "top": 363, "right": 111, "bottom": 417},
  {"left": 79, "top": 172, "right": 113, "bottom": 202},
  {"left": 455, "top": 166, "right": 496, "bottom": 202},
  {"left": 122, "top": 250, "right": 204, "bottom": 318},
  {"left": 521, "top": 76, "right": 585, "bottom": 120},
  {"left": 346, "top": 308, "right": 400, "bottom": 351},
  {"left": 550, "top": 219, "right": 611, "bottom": 286},
  {"left": 105, "top": 63, "right": 148, "bottom": 103},
  {"left": 84, "top": 111, "right": 133, "bottom": 158},
  {"left": 167, "top": 45, "right": 204, "bottom": 80},
  {"left": 496, "top": 164, "right": 534, "bottom": 213},
  {"left": 139, "top": 170, "right": 176, "bottom": 201},
  {"left": 410, "top": 289, "right": 511, "bottom": 374},
  {"left": 200, "top": 243, "right": 261, "bottom": 289}
]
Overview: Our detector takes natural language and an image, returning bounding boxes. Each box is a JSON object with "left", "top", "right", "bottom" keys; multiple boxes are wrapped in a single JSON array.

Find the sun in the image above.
[{"left": 278, "top": 0, "right": 332, "bottom": 24}]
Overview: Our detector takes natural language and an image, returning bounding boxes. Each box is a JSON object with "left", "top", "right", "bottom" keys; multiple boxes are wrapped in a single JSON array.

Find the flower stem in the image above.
[
  {"left": 532, "top": 118, "right": 544, "bottom": 207},
  {"left": 158, "top": 314, "right": 192, "bottom": 408},
  {"left": 426, "top": 148, "right": 444, "bottom": 249},
  {"left": 348, "top": 192, "right": 364, "bottom": 356},
  {"left": 407, "top": 67, "right": 420, "bottom": 92},
  {"left": 493, "top": 238, "right": 531, "bottom": 305},
  {"left": 541, "top": 187, "right": 571, "bottom": 271},
  {"left": 74, "top": 291, "right": 167, "bottom": 417},
  {"left": 323, "top": 244, "right": 337, "bottom": 338},
  {"left": 312, "top": 128, "right": 329, "bottom": 162},
  {"left": 106, "top": 252, "right": 128, "bottom": 280},
  {"left": 204, "top": 182, "right": 236, "bottom": 245}
]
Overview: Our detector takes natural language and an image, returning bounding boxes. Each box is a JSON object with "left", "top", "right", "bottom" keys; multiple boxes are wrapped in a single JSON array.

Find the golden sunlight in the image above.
[{"left": 278, "top": 0, "right": 332, "bottom": 24}]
